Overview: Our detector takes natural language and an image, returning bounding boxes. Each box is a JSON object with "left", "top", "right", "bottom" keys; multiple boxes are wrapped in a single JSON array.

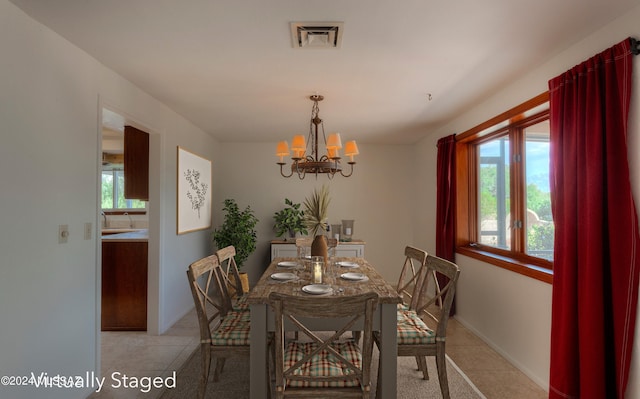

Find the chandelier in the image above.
[{"left": 276, "top": 94, "right": 359, "bottom": 179}]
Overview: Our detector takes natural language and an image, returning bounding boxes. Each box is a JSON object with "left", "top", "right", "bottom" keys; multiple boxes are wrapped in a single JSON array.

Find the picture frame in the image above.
[{"left": 177, "top": 146, "right": 212, "bottom": 234}]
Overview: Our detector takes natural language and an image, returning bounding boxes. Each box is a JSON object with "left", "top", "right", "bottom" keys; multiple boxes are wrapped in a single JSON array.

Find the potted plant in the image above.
[
  {"left": 212, "top": 199, "right": 259, "bottom": 289},
  {"left": 273, "top": 198, "right": 308, "bottom": 240},
  {"left": 303, "top": 184, "right": 331, "bottom": 259}
]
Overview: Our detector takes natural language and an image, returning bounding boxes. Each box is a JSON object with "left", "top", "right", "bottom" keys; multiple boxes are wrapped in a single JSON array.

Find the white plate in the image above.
[
  {"left": 277, "top": 261, "right": 298, "bottom": 268},
  {"left": 271, "top": 272, "right": 297, "bottom": 281},
  {"left": 337, "top": 261, "right": 359, "bottom": 268},
  {"left": 341, "top": 272, "right": 367, "bottom": 281},
  {"left": 302, "top": 284, "right": 333, "bottom": 295}
]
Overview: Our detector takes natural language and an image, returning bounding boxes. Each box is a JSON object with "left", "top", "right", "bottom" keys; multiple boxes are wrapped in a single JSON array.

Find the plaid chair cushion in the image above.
[
  {"left": 284, "top": 340, "right": 362, "bottom": 387},
  {"left": 210, "top": 310, "right": 250, "bottom": 346},
  {"left": 233, "top": 295, "right": 250, "bottom": 311},
  {"left": 397, "top": 309, "right": 435, "bottom": 345}
]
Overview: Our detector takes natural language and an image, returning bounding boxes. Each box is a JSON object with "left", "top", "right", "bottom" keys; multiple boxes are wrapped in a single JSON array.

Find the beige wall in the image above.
[{"left": 213, "top": 142, "right": 417, "bottom": 284}]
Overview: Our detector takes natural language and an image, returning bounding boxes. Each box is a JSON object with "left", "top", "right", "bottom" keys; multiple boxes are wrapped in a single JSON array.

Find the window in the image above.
[
  {"left": 456, "top": 93, "right": 553, "bottom": 283},
  {"left": 101, "top": 170, "right": 146, "bottom": 210}
]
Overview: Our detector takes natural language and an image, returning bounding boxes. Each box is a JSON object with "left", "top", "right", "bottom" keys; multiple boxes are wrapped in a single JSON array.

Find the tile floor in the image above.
[
  {"left": 89, "top": 308, "right": 547, "bottom": 399},
  {"left": 88, "top": 311, "right": 199, "bottom": 399}
]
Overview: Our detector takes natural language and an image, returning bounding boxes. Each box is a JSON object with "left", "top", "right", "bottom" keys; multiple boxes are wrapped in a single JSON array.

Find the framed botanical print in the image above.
[{"left": 177, "top": 146, "right": 212, "bottom": 234}]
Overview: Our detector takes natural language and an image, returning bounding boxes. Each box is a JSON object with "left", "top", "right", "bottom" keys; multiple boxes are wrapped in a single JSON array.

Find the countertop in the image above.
[{"left": 101, "top": 229, "right": 148, "bottom": 242}]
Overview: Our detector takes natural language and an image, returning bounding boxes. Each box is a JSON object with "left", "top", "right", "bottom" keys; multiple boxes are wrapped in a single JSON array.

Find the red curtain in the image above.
[
  {"left": 548, "top": 38, "right": 640, "bottom": 399},
  {"left": 436, "top": 134, "right": 457, "bottom": 314}
]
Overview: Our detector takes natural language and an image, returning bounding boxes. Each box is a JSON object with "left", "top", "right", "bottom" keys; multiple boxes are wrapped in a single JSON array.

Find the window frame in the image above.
[
  {"left": 455, "top": 92, "right": 553, "bottom": 284},
  {"left": 101, "top": 169, "right": 147, "bottom": 212}
]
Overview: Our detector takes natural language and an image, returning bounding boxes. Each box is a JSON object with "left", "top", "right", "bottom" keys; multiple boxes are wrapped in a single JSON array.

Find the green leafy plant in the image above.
[
  {"left": 303, "top": 184, "right": 331, "bottom": 236},
  {"left": 273, "top": 198, "right": 307, "bottom": 239},
  {"left": 212, "top": 199, "right": 259, "bottom": 270}
]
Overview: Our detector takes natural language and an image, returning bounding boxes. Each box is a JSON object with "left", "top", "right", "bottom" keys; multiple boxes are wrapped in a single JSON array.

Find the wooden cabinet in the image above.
[
  {"left": 124, "top": 125, "right": 149, "bottom": 201},
  {"left": 101, "top": 240, "right": 148, "bottom": 331},
  {"left": 270, "top": 240, "right": 365, "bottom": 260}
]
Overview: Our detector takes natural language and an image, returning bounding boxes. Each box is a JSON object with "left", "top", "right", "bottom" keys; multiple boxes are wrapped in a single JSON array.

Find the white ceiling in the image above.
[{"left": 9, "top": 0, "right": 640, "bottom": 144}]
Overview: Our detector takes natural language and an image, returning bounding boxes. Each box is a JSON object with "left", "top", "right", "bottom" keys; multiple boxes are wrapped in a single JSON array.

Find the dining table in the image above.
[{"left": 245, "top": 256, "right": 402, "bottom": 399}]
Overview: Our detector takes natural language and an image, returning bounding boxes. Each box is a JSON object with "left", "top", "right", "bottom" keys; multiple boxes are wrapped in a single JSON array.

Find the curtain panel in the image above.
[
  {"left": 548, "top": 38, "right": 640, "bottom": 399},
  {"left": 436, "top": 134, "right": 457, "bottom": 315}
]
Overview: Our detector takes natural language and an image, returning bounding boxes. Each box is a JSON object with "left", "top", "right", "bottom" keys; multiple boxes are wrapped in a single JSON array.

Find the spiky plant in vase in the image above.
[{"left": 303, "top": 184, "right": 331, "bottom": 260}]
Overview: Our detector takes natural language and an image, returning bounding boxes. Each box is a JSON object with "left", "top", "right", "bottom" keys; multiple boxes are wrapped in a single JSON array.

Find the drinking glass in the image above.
[
  {"left": 298, "top": 246, "right": 308, "bottom": 269},
  {"left": 311, "top": 256, "right": 324, "bottom": 284},
  {"left": 341, "top": 220, "right": 354, "bottom": 241}
]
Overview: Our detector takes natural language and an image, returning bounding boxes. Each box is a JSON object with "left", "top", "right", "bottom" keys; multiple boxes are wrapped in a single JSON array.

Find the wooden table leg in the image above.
[
  {"left": 250, "top": 303, "right": 268, "bottom": 399},
  {"left": 378, "top": 303, "right": 398, "bottom": 398}
]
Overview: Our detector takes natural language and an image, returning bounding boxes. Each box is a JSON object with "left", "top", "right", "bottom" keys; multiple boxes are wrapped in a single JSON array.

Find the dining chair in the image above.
[
  {"left": 186, "top": 255, "right": 252, "bottom": 399},
  {"left": 269, "top": 291, "right": 378, "bottom": 399},
  {"left": 216, "top": 245, "right": 249, "bottom": 311},
  {"left": 297, "top": 236, "right": 339, "bottom": 257},
  {"left": 326, "top": 237, "right": 338, "bottom": 257},
  {"left": 374, "top": 254, "right": 460, "bottom": 399},
  {"left": 295, "top": 237, "right": 313, "bottom": 259}
]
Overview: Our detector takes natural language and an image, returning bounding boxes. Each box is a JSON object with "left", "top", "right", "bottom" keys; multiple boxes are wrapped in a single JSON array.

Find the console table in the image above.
[{"left": 270, "top": 239, "right": 365, "bottom": 260}]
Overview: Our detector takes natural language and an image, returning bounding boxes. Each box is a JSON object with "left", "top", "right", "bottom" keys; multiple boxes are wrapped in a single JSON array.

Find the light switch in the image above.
[
  {"left": 59, "top": 224, "right": 69, "bottom": 244},
  {"left": 84, "top": 222, "right": 92, "bottom": 240}
]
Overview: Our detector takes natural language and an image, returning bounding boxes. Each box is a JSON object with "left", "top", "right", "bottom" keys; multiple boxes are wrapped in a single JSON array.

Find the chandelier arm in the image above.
[
  {"left": 339, "top": 162, "right": 355, "bottom": 177},
  {"left": 278, "top": 163, "right": 293, "bottom": 178}
]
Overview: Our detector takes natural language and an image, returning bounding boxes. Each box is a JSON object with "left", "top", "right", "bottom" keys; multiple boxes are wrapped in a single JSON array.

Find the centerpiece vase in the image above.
[{"left": 310, "top": 235, "right": 328, "bottom": 263}]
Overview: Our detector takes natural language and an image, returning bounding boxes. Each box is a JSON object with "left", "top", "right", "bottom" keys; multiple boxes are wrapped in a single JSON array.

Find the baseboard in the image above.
[{"left": 161, "top": 304, "right": 195, "bottom": 334}]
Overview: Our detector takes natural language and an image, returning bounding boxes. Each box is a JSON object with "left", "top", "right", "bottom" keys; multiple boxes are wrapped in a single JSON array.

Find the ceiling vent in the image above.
[{"left": 290, "top": 22, "right": 344, "bottom": 49}]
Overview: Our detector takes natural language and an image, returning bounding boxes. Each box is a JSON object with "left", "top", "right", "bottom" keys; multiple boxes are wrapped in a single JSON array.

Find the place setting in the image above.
[
  {"left": 270, "top": 272, "right": 297, "bottom": 281},
  {"left": 269, "top": 270, "right": 300, "bottom": 284},
  {"left": 339, "top": 272, "right": 369, "bottom": 282},
  {"left": 336, "top": 260, "right": 359, "bottom": 269},
  {"left": 301, "top": 283, "right": 333, "bottom": 295},
  {"left": 276, "top": 260, "right": 299, "bottom": 268}
]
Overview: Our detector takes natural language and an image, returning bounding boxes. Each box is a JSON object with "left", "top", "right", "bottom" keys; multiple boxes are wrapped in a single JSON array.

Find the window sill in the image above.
[{"left": 456, "top": 246, "right": 553, "bottom": 284}]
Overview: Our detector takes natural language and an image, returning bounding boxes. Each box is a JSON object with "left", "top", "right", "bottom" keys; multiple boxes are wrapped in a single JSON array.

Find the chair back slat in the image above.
[
  {"left": 215, "top": 245, "right": 246, "bottom": 298},
  {"left": 396, "top": 246, "right": 428, "bottom": 309},
  {"left": 414, "top": 255, "right": 460, "bottom": 337}
]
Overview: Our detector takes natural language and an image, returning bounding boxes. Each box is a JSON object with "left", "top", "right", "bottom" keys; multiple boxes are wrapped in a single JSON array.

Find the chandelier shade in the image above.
[
  {"left": 276, "top": 140, "right": 290, "bottom": 163},
  {"left": 326, "top": 133, "right": 342, "bottom": 150},
  {"left": 344, "top": 140, "right": 359, "bottom": 162},
  {"left": 291, "top": 135, "right": 306, "bottom": 151},
  {"left": 276, "top": 94, "right": 358, "bottom": 179}
]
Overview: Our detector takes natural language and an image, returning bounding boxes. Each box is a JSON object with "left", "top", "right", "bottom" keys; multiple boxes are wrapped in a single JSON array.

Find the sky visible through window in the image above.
[{"left": 480, "top": 139, "right": 550, "bottom": 192}]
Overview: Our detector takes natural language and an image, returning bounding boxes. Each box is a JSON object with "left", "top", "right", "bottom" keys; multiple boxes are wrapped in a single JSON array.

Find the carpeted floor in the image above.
[{"left": 159, "top": 343, "right": 486, "bottom": 399}]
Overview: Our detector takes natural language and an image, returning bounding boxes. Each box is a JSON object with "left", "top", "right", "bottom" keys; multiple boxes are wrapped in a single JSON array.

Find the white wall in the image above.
[
  {"left": 0, "top": 2, "right": 219, "bottom": 398},
  {"left": 214, "top": 142, "right": 416, "bottom": 285},
  {"left": 414, "top": 4, "right": 640, "bottom": 394}
]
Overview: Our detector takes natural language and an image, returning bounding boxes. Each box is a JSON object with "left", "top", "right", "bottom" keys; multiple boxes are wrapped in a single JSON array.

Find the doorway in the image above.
[
  {"left": 100, "top": 109, "right": 150, "bottom": 332},
  {"left": 98, "top": 106, "right": 161, "bottom": 335}
]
